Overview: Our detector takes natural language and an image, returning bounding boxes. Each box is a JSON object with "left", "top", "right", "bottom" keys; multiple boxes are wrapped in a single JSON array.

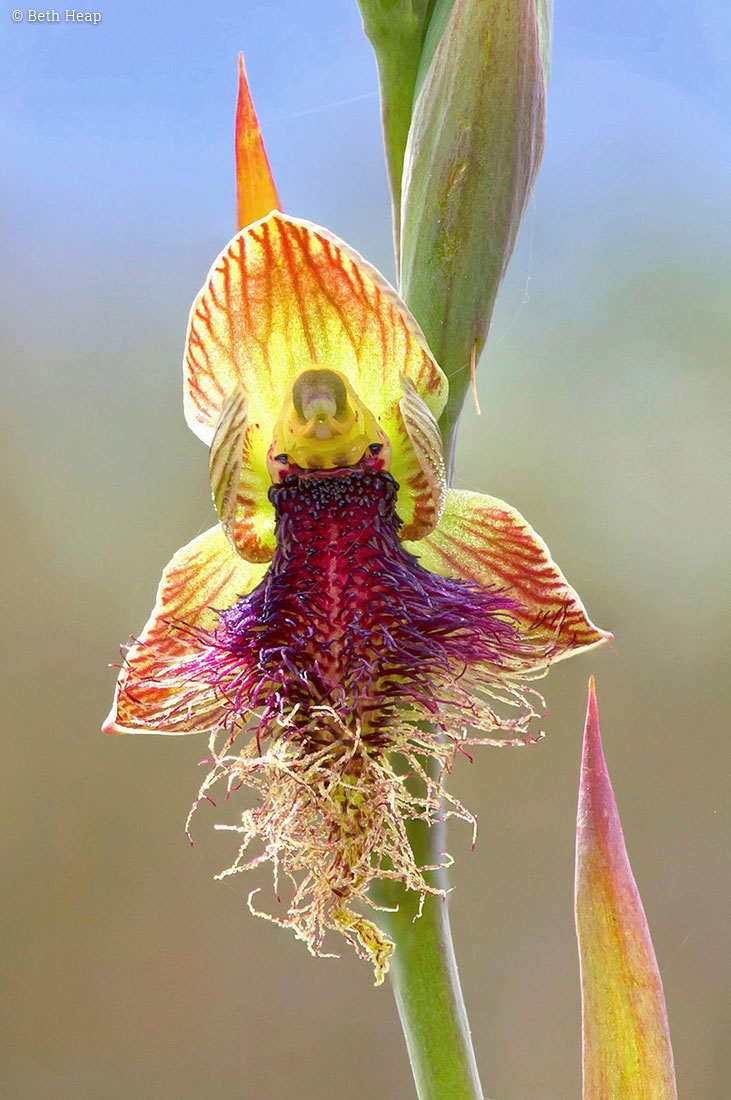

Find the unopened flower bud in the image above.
[{"left": 400, "top": 0, "right": 551, "bottom": 453}]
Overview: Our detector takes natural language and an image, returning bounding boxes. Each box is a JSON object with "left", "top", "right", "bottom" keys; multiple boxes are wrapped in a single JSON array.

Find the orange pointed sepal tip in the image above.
[
  {"left": 235, "top": 51, "right": 281, "bottom": 231},
  {"left": 575, "top": 678, "right": 677, "bottom": 1100}
]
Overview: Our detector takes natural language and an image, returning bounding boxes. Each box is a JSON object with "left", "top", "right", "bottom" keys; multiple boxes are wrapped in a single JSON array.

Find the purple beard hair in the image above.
[{"left": 191, "top": 467, "right": 531, "bottom": 749}]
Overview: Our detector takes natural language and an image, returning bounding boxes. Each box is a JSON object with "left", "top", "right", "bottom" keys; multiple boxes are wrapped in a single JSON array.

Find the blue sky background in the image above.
[
  {"left": 3, "top": 1, "right": 730, "bottom": 270},
  {"left": 2, "top": 4, "right": 729, "bottom": 1099}
]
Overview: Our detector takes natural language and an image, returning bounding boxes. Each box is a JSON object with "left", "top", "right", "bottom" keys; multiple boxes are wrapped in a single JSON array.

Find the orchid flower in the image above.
[{"left": 104, "top": 58, "right": 609, "bottom": 983}]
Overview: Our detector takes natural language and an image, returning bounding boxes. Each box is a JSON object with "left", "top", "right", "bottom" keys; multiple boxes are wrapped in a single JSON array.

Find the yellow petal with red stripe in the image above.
[
  {"left": 399, "top": 375, "right": 447, "bottom": 535},
  {"left": 576, "top": 680, "right": 677, "bottom": 1099},
  {"left": 184, "top": 211, "right": 449, "bottom": 557},
  {"left": 209, "top": 384, "right": 248, "bottom": 548},
  {"left": 235, "top": 52, "right": 280, "bottom": 231},
  {"left": 103, "top": 526, "right": 267, "bottom": 735},
  {"left": 404, "top": 489, "right": 610, "bottom": 670}
]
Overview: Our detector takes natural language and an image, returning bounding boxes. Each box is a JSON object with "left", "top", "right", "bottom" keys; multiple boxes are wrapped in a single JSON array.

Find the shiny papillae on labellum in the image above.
[{"left": 104, "top": 60, "right": 609, "bottom": 982}]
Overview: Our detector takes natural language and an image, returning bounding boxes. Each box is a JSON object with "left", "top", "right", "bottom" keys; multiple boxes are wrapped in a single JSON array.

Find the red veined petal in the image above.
[
  {"left": 404, "top": 488, "right": 610, "bottom": 669},
  {"left": 103, "top": 526, "right": 267, "bottom": 735},
  {"left": 398, "top": 375, "right": 447, "bottom": 535},
  {"left": 208, "top": 383, "right": 248, "bottom": 547}
]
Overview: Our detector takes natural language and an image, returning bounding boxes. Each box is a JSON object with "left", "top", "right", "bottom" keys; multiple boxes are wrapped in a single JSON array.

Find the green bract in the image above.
[
  {"left": 400, "top": 0, "right": 550, "bottom": 452},
  {"left": 576, "top": 683, "right": 678, "bottom": 1099}
]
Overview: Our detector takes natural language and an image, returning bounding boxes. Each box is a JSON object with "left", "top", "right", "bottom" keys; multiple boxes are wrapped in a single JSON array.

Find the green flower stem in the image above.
[
  {"left": 367, "top": 245, "right": 484, "bottom": 1088},
  {"left": 355, "top": 0, "right": 434, "bottom": 256},
  {"left": 388, "top": 897, "right": 483, "bottom": 1100},
  {"left": 373, "top": 814, "right": 484, "bottom": 1099}
]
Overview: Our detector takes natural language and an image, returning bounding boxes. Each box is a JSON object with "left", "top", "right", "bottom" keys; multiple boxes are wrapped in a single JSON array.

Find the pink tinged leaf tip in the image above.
[{"left": 575, "top": 679, "right": 677, "bottom": 1100}]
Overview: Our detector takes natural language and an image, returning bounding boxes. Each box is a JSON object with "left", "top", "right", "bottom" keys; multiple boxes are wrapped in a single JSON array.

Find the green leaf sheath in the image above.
[{"left": 400, "top": 0, "right": 549, "bottom": 458}]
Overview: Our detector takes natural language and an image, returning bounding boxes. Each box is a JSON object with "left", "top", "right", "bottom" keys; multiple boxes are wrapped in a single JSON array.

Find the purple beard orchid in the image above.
[{"left": 104, "top": 65, "right": 609, "bottom": 982}]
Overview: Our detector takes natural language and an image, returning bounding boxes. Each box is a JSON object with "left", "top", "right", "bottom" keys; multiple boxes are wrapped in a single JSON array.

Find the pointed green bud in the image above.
[{"left": 399, "top": 0, "right": 551, "bottom": 457}]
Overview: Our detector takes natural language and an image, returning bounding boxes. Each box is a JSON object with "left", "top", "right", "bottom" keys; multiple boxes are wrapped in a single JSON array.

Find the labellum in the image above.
[{"left": 105, "top": 212, "right": 609, "bottom": 981}]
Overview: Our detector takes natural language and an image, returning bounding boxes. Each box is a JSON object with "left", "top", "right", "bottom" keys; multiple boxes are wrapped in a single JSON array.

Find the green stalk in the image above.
[
  {"left": 367, "top": 73, "right": 487, "bottom": 1070},
  {"left": 357, "top": 6, "right": 551, "bottom": 1091},
  {"left": 373, "top": 411, "right": 483, "bottom": 1097},
  {"left": 355, "top": 0, "right": 437, "bottom": 257},
  {"left": 372, "top": 809, "right": 484, "bottom": 1100}
]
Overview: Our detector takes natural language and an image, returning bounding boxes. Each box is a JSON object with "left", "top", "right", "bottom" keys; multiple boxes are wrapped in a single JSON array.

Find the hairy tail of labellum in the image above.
[
  {"left": 173, "top": 468, "right": 548, "bottom": 980},
  {"left": 188, "top": 695, "right": 542, "bottom": 984}
]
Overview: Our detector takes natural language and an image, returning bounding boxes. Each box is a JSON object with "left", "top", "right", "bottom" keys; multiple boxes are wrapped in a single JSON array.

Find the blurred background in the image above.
[{"left": 2, "top": 1, "right": 729, "bottom": 1097}]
